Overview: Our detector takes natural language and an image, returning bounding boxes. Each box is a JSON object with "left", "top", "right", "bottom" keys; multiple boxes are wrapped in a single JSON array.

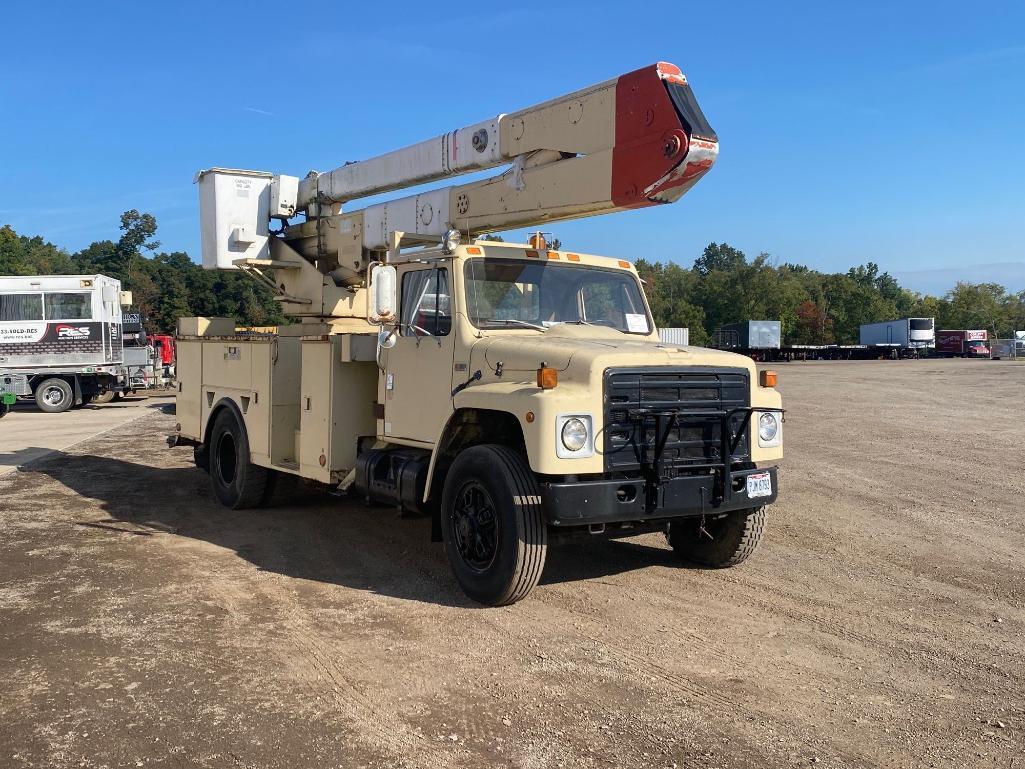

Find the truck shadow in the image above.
[{"left": 15, "top": 449, "right": 689, "bottom": 607}]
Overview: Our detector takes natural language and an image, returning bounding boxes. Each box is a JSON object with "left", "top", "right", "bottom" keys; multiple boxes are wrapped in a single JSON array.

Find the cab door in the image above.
[{"left": 383, "top": 266, "right": 455, "bottom": 444}]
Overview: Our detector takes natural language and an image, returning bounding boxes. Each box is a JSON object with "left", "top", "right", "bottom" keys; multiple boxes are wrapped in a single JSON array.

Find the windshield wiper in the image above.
[
  {"left": 552, "top": 319, "right": 622, "bottom": 332},
  {"left": 483, "top": 318, "right": 547, "bottom": 332}
]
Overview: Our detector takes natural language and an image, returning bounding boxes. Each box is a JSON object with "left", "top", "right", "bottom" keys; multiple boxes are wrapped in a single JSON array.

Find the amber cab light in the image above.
[
  {"left": 537, "top": 367, "right": 558, "bottom": 390},
  {"left": 760, "top": 370, "right": 778, "bottom": 388}
]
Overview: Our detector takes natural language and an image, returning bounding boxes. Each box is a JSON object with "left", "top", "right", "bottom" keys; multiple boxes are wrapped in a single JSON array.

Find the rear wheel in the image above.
[
  {"left": 442, "top": 445, "right": 547, "bottom": 606},
  {"left": 667, "top": 507, "right": 766, "bottom": 567},
  {"left": 208, "top": 409, "right": 269, "bottom": 509},
  {"left": 35, "top": 378, "right": 74, "bottom": 413}
]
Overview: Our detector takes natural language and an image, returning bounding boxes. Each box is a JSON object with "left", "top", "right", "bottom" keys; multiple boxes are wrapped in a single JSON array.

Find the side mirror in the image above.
[{"left": 367, "top": 263, "right": 397, "bottom": 325}]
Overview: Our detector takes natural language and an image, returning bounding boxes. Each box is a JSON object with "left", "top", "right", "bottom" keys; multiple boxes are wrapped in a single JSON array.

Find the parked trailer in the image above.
[
  {"left": 859, "top": 317, "right": 935, "bottom": 355},
  {"left": 0, "top": 274, "right": 126, "bottom": 412},
  {"left": 711, "top": 321, "right": 781, "bottom": 360}
]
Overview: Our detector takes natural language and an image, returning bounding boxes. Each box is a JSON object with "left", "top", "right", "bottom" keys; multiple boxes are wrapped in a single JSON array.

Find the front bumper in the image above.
[{"left": 540, "top": 466, "right": 778, "bottom": 526}]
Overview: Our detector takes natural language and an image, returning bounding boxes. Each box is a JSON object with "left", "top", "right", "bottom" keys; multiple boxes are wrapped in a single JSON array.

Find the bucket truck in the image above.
[{"left": 174, "top": 62, "right": 784, "bottom": 605}]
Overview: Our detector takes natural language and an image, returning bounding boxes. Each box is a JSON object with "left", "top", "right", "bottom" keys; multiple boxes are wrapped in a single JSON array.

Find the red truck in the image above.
[{"left": 936, "top": 329, "right": 989, "bottom": 358}]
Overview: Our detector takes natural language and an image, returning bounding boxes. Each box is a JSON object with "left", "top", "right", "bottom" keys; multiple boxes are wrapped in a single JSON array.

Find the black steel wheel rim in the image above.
[
  {"left": 451, "top": 480, "right": 499, "bottom": 572},
  {"left": 216, "top": 432, "right": 237, "bottom": 485}
]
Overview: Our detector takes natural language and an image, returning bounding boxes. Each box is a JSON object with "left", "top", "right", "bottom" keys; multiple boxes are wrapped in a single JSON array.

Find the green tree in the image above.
[
  {"left": 693, "top": 242, "right": 746, "bottom": 276},
  {"left": 943, "top": 282, "right": 1008, "bottom": 336}
]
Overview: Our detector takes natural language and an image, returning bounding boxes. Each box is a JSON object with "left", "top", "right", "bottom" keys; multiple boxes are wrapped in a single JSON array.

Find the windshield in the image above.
[{"left": 463, "top": 259, "right": 652, "bottom": 335}]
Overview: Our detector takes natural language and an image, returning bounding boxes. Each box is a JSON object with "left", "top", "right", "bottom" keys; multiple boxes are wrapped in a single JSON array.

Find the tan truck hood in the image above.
[{"left": 473, "top": 324, "right": 755, "bottom": 378}]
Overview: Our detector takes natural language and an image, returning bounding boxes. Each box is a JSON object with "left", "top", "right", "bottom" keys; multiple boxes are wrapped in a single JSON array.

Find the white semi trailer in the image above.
[
  {"left": 859, "top": 317, "right": 935, "bottom": 355},
  {"left": 0, "top": 274, "right": 126, "bottom": 412}
]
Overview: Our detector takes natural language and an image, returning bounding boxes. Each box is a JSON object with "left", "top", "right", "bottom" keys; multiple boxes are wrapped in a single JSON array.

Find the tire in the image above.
[
  {"left": 0, "top": 403, "right": 8, "bottom": 419},
  {"left": 93, "top": 391, "right": 115, "bottom": 404},
  {"left": 667, "top": 507, "right": 766, "bottom": 568},
  {"left": 441, "top": 444, "right": 547, "bottom": 606},
  {"left": 35, "top": 378, "right": 74, "bottom": 413},
  {"left": 208, "top": 409, "right": 269, "bottom": 509}
]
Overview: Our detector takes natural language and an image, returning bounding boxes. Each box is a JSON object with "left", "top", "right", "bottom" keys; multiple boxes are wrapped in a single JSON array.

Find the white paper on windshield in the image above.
[{"left": 625, "top": 313, "right": 648, "bottom": 333}]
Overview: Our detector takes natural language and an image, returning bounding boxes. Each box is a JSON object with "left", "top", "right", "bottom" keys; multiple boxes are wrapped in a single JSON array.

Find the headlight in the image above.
[
  {"left": 561, "top": 417, "right": 588, "bottom": 452},
  {"left": 758, "top": 412, "right": 779, "bottom": 443}
]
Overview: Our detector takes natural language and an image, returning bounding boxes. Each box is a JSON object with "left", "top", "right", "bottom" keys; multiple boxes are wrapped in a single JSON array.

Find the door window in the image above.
[{"left": 400, "top": 269, "right": 451, "bottom": 337}]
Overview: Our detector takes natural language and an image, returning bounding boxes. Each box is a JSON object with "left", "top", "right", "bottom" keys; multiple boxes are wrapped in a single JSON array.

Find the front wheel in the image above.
[
  {"left": 35, "top": 378, "right": 74, "bottom": 413},
  {"left": 441, "top": 445, "right": 548, "bottom": 606},
  {"left": 667, "top": 507, "right": 766, "bottom": 568}
]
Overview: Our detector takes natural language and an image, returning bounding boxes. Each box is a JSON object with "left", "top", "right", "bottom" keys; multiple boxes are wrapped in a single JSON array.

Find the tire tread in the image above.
[{"left": 668, "top": 507, "right": 766, "bottom": 568}]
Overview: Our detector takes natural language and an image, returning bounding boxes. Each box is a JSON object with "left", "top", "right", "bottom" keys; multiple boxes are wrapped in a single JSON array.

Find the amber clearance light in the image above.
[
  {"left": 760, "top": 370, "right": 778, "bottom": 387},
  {"left": 536, "top": 367, "right": 558, "bottom": 390}
]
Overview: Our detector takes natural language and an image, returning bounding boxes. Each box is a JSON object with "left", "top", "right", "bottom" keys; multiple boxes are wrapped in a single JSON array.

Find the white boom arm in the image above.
[
  {"left": 297, "top": 116, "right": 505, "bottom": 207},
  {"left": 196, "top": 62, "right": 719, "bottom": 285},
  {"left": 291, "top": 62, "right": 719, "bottom": 252}
]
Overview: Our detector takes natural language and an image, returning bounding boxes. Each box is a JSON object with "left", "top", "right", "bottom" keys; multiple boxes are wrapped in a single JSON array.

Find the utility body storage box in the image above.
[{"left": 176, "top": 321, "right": 378, "bottom": 484}]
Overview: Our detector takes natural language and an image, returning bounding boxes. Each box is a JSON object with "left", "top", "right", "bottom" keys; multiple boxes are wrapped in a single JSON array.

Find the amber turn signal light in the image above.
[
  {"left": 760, "top": 370, "right": 778, "bottom": 387},
  {"left": 537, "top": 367, "right": 558, "bottom": 389}
]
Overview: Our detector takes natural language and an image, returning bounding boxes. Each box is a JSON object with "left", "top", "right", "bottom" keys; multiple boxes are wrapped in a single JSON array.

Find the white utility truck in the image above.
[
  {"left": 174, "top": 62, "right": 784, "bottom": 605},
  {"left": 0, "top": 274, "right": 126, "bottom": 413}
]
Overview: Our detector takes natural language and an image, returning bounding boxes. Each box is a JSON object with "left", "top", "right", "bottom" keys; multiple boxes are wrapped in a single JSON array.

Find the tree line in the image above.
[
  {"left": 638, "top": 243, "right": 1025, "bottom": 345},
  {"left": 3, "top": 213, "right": 1022, "bottom": 342}
]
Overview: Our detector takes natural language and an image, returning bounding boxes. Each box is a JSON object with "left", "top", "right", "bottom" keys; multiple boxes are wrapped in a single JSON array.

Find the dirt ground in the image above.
[{"left": 1, "top": 359, "right": 1022, "bottom": 769}]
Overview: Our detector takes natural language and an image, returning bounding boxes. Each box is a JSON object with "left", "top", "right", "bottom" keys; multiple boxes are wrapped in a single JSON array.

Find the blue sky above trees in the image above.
[{"left": 1, "top": 0, "right": 1022, "bottom": 292}]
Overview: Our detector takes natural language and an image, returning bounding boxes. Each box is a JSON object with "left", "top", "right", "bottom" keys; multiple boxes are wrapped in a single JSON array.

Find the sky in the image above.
[{"left": 1, "top": 1, "right": 1023, "bottom": 294}]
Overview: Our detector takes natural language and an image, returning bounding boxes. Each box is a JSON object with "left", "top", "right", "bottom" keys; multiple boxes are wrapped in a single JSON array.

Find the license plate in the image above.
[{"left": 746, "top": 472, "right": 772, "bottom": 498}]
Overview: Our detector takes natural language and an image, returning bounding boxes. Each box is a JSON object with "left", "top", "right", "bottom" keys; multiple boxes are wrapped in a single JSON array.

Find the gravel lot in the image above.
[{"left": 1, "top": 359, "right": 1022, "bottom": 768}]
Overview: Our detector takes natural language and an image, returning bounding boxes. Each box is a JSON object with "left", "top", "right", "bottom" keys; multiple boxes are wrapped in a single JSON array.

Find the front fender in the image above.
[{"left": 450, "top": 382, "right": 604, "bottom": 475}]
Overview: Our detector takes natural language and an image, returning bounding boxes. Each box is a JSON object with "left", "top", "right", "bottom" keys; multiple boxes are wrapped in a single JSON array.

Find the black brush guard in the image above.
[
  {"left": 537, "top": 368, "right": 783, "bottom": 527},
  {"left": 626, "top": 406, "right": 784, "bottom": 512}
]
